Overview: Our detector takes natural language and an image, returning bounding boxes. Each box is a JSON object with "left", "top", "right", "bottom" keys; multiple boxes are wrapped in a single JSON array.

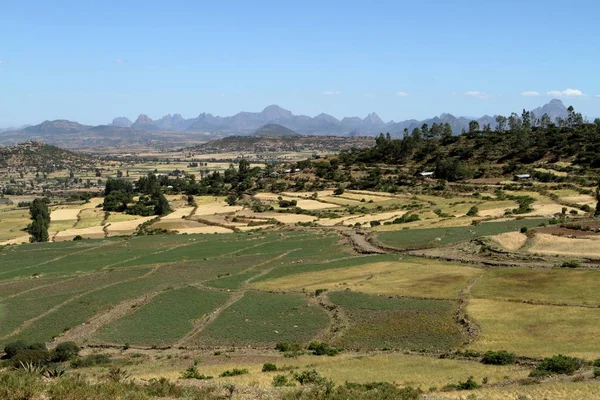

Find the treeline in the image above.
[{"left": 340, "top": 106, "right": 600, "bottom": 175}]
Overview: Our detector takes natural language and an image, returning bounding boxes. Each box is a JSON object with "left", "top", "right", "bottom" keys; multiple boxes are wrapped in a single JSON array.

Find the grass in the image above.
[
  {"left": 0, "top": 209, "right": 30, "bottom": 242},
  {"left": 376, "top": 218, "right": 547, "bottom": 250},
  {"left": 329, "top": 291, "right": 465, "bottom": 350},
  {"left": 472, "top": 267, "right": 600, "bottom": 306},
  {"left": 189, "top": 291, "right": 330, "bottom": 347},
  {"left": 94, "top": 287, "right": 229, "bottom": 347},
  {"left": 467, "top": 299, "right": 600, "bottom": 359},
  {"left": 527, "top": 233, "right": 600, "bottom": 258},
  {"left": 435, "top": 380, "right": 600, "bottom": 400},
  {"left": 252, "top": 257, "right": 480, "bottom": 299}
]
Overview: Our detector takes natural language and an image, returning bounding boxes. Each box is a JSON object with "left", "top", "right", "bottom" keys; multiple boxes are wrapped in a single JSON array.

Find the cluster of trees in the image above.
[
  {"left": 339, "top": 106, "right": 600, "bottom": 185},
  {"left": 27, "top": 198, "right": 51, "bottom": 243},
  {"left": 103, "top": 173, "right": 171, "bottom": 216}
]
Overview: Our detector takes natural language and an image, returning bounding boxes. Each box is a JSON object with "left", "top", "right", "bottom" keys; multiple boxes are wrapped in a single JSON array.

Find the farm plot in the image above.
[
  {"left": 105, "top": 216, "right": 155, "bottom": 236},
  {"left": 74, "top": 208, "right": 105, "bottom": 229},
  {"left": 50, "top": 207, "right": 81, "bottom": 221},
  {"left": 94, "top": 287, "right": 229, "bottom": 347},
  {"left": 187, "top": 291, "right": 329, "bottom": 347},
  {"left": 253, "top": 257, "right": 479, "bottom": 299},
  {"left": 467, "top": 299, "right": 600, "bottom": 359},
  {"left": 375, "top": 218, "right": 547, "bottom": 250},
  {"left": 329, "top": 291, "right": 465, "bottom": 350},
  {"left": 472, "top": 267, "right": 600, "bottom": 306},
  {"left": 490, "top": 231, "right": 528, "bottom": 251},
  {"left": 0, "top": 209, "right": 30, "bottom": 242},
  {"left": 526, "top": 233, "right": 600, "bottom": 258},
  {"left": 437, "top": 380, "right": 600, "bottom": 400}
]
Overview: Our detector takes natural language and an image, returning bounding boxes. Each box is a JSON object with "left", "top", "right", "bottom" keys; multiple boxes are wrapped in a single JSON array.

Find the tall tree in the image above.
[
  {"left": 495, "top": 115, "right": 507, "bottom": 132},
  {"left": 27, "top": 198, "right": 50, "bottom": 243},
  {"left": 468, "top": 120, "right": 480, "bottom": 132}
]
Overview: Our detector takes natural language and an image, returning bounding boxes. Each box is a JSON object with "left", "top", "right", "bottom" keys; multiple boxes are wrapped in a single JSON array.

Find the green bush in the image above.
[
  {"left": 3, "top": 341, "right": 27, "bottom": 359},
  {"left": 0, "top": 372, "right": 44, "bottom": 400},
  {"left": 561, "top": 260, "right": 581, "bottom": 268},
  {"left": 180, "top": 365, "right": 213, "bottom": 380},
  {"left": 481, "top": 350, "right": 516, "bottom": 365},
  {"left": 273, "top": 374, "right": 295, "bottom": 387},
  {"left": 219, "top": 368, "right": 249, "bottom": 377},
  {"left": 592, "top": 358, "right": 600, "bottom": 368},
  {"left": 315, "top": 288, "right": 329, "bottom": 296},
  {"left": 275, "top": 342, "right": 302, "bottom": 353},
  {"left": 530, "top": 354, "right": 583, "bottom": 377},
  {"left": 444, "top": 376, "right": 480, "bottom": 390},
  {"left": 294, "top": 369, "right": 326, "bottom": 385},
  {"left": 594, "top": 368, "right": 600, "bottom": 378},
  {"left": 11, "top": 349, "right": 50, "bottom": 368},
  {"left": 52, "top": 342, "right": 80, "bottom": 362},
  {"left": 520, "top": 226, "right": 528, "bottom": 233},
  {"left": 307, "top": 342, "right": 341, "bottom": 356},
  {"left": 466, "top": 206, "right": 479, "bottom": 217},
  {"left": 262, "top": 363, "right": 277, "bottom": 372}
]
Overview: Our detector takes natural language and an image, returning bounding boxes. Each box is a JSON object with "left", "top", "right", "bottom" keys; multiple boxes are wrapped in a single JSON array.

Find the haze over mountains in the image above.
[{"left": 0, "top": 100, "right": 573, "bottom": 148}]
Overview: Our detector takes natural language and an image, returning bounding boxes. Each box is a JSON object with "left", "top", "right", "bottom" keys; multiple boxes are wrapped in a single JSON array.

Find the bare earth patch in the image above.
[
  {"left": 527, "top": 233, "right": 600, "bottom": 258},
  {"left": 50, "top": 208, "right": 82, "bottom": 221},
  {"left": 491, "top": 232, "right": 528, "bottom": 251}
]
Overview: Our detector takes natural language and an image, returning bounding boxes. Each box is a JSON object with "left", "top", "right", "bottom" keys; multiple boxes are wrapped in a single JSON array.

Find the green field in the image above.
[
  {"left": 188, "top": 291, "right": 330, "bottom": 347},
  {"left": 94, "top": 286, "right": 230, "bottom": 347},
  {"left": 329, "top": 291, "right": 466, "bottom": 350},
  {"left": 376, "top": 218, "right": 547, "bottom": 249}
]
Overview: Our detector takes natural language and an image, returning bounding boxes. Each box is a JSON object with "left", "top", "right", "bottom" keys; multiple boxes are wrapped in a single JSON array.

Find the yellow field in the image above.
[
  {"left": 161, "top": 206, "right": 194, "bottom": 220},
  {"left": 527, "top": 233, "right": 600, "bottom": 258},
  {"left": 0, "top": 208, "right": 30, "bottom": 242},
  {"left": 105, "top": 216, "right": 155, "bottom": 236},
  {"left": 75, "top": 208, "right": 105, "bottom": 228},
  {"left": 50, "top": 207, "right": 82, "bottom": 221},
  {"left": 114, "top": 351, "right": 529, "bottom": 389},
  {"left": 437, "top": 380, "right": 600, "bottom": 400},
  {"left": 490, "top": 232, "right": 528, "bottom": 251},
  {"left": 253, "top": 258, "right": 480, "bottom": 298},
  {"left": 467, "top": 299, "right": 600, "bottom": 359},
  {"left": 53, "top": 225, "right": 106, "bottom": 241}
]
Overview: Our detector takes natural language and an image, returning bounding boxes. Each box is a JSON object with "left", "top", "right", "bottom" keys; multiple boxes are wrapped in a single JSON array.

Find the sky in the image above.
[{"left": 1, "top": 0, "right": 599, "bottom": 127}]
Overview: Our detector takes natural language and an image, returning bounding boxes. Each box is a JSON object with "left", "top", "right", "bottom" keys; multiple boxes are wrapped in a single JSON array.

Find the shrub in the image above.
[
  {"left": 369, "top": 220, "right": 381, "bottom": 227},
  {"left": 220, "top": 368, "right": 249, "bottom": 377},
  {"left": 481, "top": 350, "right": 516, "bottom": 365},
  {"left": 445, "top": 376, "right": 480, "bottom": 390},
  {"left": 12, "top": 349, "right": 50, "bottom": 368},
  {"left": 104, "top": 367, "right": 130, "bottom": 383},
  {"left": 593, "top": 358, "right": 600, "bottom": 368},
  {"left": 70, "top": 353, "right": 111, "bottom": 368},
  {"left": 278, "top": 200, "right": 297, "bottom": 208},
  {"left": 315, "top": 288, "right": 328, "bottom": 296},
  {"left": 307, "top": 342, "right": 341, "bottom": 356},
  {"left": 52, "top": 342, "right": 80, "bottom": 362},
  {"left": 262, "top": 363, "right": 277, "bottom": 372},
  {"left": 146, "top": 378, "right": 183, "bottom": 397},
  {"left": 73, "top": 235, "right": 83, "bottom": 241},
  {"left": 466, "top": 206, "right": 479, "bottom": 217},
  {"left": 272, "top": 374, "right": 295, "bottom": 387},
  {"left": 294, "top": 369, "right": 325, "bottom": 385},
  {"left": 275, "top": 342, "right": 302, "bottom": 353},
  {"left": 594, "top": 368, "right": 600, "bottom": 378},
  {"left": 561, "top": 260, "right": 581, "bottom": 269},
  {"left": 520, "top": 226, "right": 528, "bottom": 233},
  {"left": 530, "top": 354, "right": 583, "bottom": 377},
  {"left": 333, "top": 187, "right": 345, "bottom": 195},
  {"left": 180, "top": 366, "right": 213, "bottom": 380},
  {"left": 3, "top": 341, "right": 27, "bottom": 359},
  {"left": 0, "top": 371, "right": 44, "bottom": 400}
]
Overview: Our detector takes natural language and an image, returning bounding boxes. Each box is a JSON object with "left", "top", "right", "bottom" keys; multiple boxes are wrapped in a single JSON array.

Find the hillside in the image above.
[
  {"left": 0, "top": 141, "right": 95, "bottom": 170},
  {"left": 193, "top": 135, "right": 374, "bottom": 154},
  {"left": 252, "top": 123, "right": 300, "bottom": 137}
]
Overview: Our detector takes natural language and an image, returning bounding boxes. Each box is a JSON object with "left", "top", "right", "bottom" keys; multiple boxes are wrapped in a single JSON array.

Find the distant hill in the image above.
[
  {"left": 252, "top": 124, "right": 300, "bottom": 137},
  {"left": 193, "top": 135, "right": 374, "bottom": 154},
  {"left": 0, "top": 141, "right": 95, "bottom": 170}
]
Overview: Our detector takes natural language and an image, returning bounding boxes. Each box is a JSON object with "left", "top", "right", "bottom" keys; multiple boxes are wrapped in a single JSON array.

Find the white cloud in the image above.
[
  {"left": 115, "top": 59, "right": 126, "bottom": 64},
  {"left": 323, "top": 91, "right": 341, "bottom": 96},
  {"left": 547, "top": 88, "right": 585, "bottom": 97},
  {"left": 465, "top": 91, "right": 490, "bottom": 99},
  {"left": 395, "top": 91, "right": 409, "bottom": 97},
  {"left": 521, "top": 91, "right": 540, "bottom": 97}
]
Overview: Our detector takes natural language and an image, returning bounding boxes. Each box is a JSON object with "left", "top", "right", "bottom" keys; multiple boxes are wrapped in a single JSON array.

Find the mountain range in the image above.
[{"left": 0, "top": 100, "right": 572, "bottom": 148}]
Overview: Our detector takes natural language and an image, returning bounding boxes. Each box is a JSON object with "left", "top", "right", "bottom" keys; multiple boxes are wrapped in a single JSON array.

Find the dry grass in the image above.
[
  {"left": 252, "top": 258, "right": 479, "bottom": 298},
  {"left": 50, "top": 208, "right": 82, "bottom": 221},
  {"left": 175, "top": 226, "right": 233, "bottom": 234},
  {"left": 490, "top": 232, "right": 528, "bottom": 251},
  {"left": 527, "top": 233, "right": 600, "bottom": 258},
  {"left": 437, "top": 380, "right": 600, "bottom": 400},
  {"left": 193, "top": 202, "right": 243, "bottom": 216},
  {"left": 53, "top": 225, "right": 106, "bottom": 241},
  {"left": 105, "top": 216, "right": 155, "bottom": 236},
  {"left": 467, "top": 299, "right": 600, "bottom": 359},
  {"left": 161, "top": 206, "right": 194, "bottom": 220}
]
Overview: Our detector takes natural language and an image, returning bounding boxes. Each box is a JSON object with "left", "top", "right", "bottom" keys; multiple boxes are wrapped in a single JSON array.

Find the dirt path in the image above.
[
  {"left": 333, "top": 227, "right": 388, "bottom": 254},
  {"left": 175, "top": 291, "right": 245, "bottom": 347},
  {"left": 0, "top": 265, "right": 161, "bottom": 342},
  {"left": 310, "top": 292, "right": 349, "bottom": 343},
  {"left": 455, "top": 275, "right": 482, "bottom": 343},
  {"left": 242, "top": 249, "right": 299, "bottom": 286}
]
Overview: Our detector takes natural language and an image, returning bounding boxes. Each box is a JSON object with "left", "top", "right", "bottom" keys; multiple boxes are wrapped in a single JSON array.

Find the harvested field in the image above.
[
  {"left": 527, "top": 233, "right": 600, "bottom": 258},
  {"left": 490, "top": 231, "right": 528, "bottom": 251},
  {"left": 467, "top": 299, "right": 600, "bottom": 358},
  {"left": 105, "top": 216, "right": 155, "bottom": 236},
  {"left": 534, "top": 226, "right": 596, "bottom": 238},
  {"left": 75, "top": 208, "right": 105, "bottom": 228},
  {"left": 160, "top": 206, "right": 194, "bottom": 220},
  {"left": 50, "top": 208, "right": 81, "bottom": 221},
  {"left": 53, "top": 226, "right": 106, "bottom": 241},
  {"left": 270, "top": 214, "right": 317, "bottom": 224},
  {"left": 437, "top": 380, "right": 600, "bottom": 400},
  {"left": 193, "top": 202, "right": 243, "bottom": 215},
  {"left": 176, "top": 226, "right": 233, "bottom": 234}
]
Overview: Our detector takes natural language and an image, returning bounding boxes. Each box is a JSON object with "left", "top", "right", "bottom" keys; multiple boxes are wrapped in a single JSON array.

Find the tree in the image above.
[
  {"left": 153, "top": 192, "right": 171, "bottom": 216},
  {"left": 226, "top": 194, "right": 238, "bottom": 206},
  {"left": 468, "top": 120, "right": 480, "bottom": 132},
  {"left": 27, "top": 198, "right": 50, "bottom": 243},
  {"left": 495, "top": 115, "right": 507, "bottom": 132},
  {"left": 595, "top": 186, "right": 600, "bottom": 217},
  {"left": 441, "top": 123, "right": 453, "bottom": 143}
]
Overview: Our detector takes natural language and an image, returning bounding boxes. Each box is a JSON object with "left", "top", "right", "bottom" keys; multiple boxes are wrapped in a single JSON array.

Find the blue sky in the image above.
[{"left": 1, "top": 0, "right": 599, "bottom": 126}]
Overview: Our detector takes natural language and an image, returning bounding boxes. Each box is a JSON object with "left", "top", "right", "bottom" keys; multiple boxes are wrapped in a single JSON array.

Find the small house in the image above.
[{"left": 514, "top": 174, "right": 531, "bottom": 181}]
